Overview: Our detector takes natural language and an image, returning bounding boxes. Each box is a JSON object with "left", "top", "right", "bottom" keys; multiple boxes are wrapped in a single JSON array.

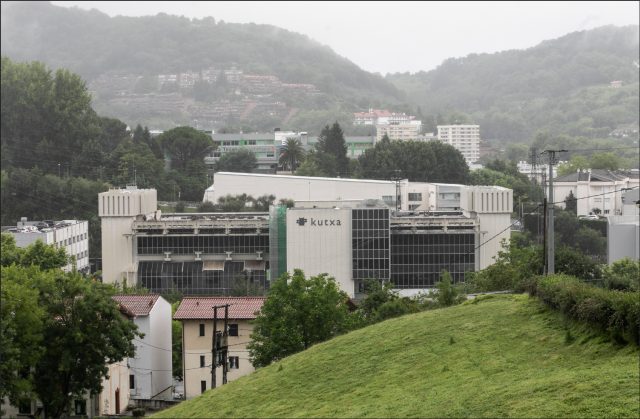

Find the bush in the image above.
[
  {"left": 530, "top": 274, "right": 639, "bottom": 345},
  {"left": 603, "top": 258, "right": 640, "bottom": 291},
  {"left": 434, "top": 271, "right": 466, "bottom": 307},
  {"left": 132, "top": 407, "right": 146, "bottom": 417}
]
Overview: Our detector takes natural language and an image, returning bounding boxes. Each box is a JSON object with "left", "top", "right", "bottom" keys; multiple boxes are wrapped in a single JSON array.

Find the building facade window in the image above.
[
  {"left": 200, "top": 355, "right": 206, "bottom": 367},
  {"left": 408, "top": 193, "right": 422, "bottom": 201},
  {"left": 229, "top": 356, "right": 240, "bottom": 369},
  {"left": 129, "top": 374, "right": 135, "bottom": 389},
  {"left": 201, "top": 380, "right": 207, "bottom": 393},
  {"left": 199, "top": 324, "right": 205, "bottom": 337},
  {"left": 228, "top": 324, "right": 238, "bottom": 336}
]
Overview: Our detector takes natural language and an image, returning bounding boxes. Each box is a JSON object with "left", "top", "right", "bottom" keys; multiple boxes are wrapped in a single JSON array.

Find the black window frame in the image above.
[
  {"left": 201, "top": 380, "right": 207, "bottom": 393},
  {"left": 228, "top": 323, "right": 239, "bottom": 336},
  {"left": 199, "top": 323, "right": 205, "bottom": 336}
]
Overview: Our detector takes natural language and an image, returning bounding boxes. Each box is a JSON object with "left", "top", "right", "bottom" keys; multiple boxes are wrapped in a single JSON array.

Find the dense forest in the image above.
[{"left": 2, "top": 2, "right": 638, "bottom": 141}]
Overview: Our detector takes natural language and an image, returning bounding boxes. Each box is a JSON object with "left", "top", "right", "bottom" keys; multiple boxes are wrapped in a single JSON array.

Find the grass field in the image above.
[{"left": 155, "top": 294, "right": 639, "bottom": 418}]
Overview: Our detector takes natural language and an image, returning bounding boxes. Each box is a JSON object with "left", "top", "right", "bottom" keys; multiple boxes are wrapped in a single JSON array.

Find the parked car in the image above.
[{"left": 578, "top": 214, "right": 600, "bottom": 220}]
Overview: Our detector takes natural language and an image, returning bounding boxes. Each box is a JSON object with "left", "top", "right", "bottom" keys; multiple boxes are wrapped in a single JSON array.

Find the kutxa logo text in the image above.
[{"left": 296, "top": 217, "right": 342, "bottom": 227}]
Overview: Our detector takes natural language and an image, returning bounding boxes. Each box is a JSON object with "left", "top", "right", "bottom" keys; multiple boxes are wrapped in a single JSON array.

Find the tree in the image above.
[
  {"left": 33, "top": 270, "right": 141, "bottom": 418},
  {"left": 557, "top": 155, "right": 589, "bottom": 177},
  {"left": 158, "top": 126, "right": 212, "bottom": 172},
  {"left": 214, "top": 149, "right": 257, "bottom": 173},
  {"left": 564, "top": 190, "right": 577, "bottom": 214},
  {"left": 358, "top": 140, "right": 469, "bottom": 184},
  {"left": 316, "top": 123, "right": 349, "bottom": 176},
  {"left": 248, "top": 270, "right": 349, "bottom": 367},
  {"left": 197, "top": 201, "right": 217, "bottom": 212},
  {"left": 1, "top": 238, "right": 140, "bottom": 418},
  {"left": 251, "top": 194, "right": 276, "bottom": 211},
  {"left": 278, "top": 137, "right": 305, "bottom": 172},
  {"left": 603, "top": 258, "right": 640, "bottom": 291},
  {"left": 433, "top": 271, "right": 464, "bottom": 307},
  {"left": 171, "top": 302, "right": 183, "bottom": 381},
  {"left": 589, "top": 152, "right": 621, "bottom": 171},
  {"left": 0, "top": 268, "right": 44, "bottom": 406}
]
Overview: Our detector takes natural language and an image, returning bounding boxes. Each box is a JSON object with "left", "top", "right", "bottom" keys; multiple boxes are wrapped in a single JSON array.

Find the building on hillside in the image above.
[
  {"left": 206, "top": 132, "right": 278, "bottom": 174},
  {"left": 517, "top": 160, "right": 562, "bottom": 184},
  {"left": 376, "top": 121, "right": 423, "bottom": 142},
  {"left": 354, "top": 109, "right": 415, "bottom": 125},
  {"left": 173, "top": 297, "right": 265, "bottom": 400},
  {"left": 100, "top": 177, "right": 511, "bottom": 297},
  {"left": 307, "top": 135, "right": 376, "bottom": 159},
  {"left": 1, "top": 218, "right": 89, "bottom": 272},
  {"left": 551, "top": 169, "right": 639, "bottom": 217},
  {"left": 112, "top": 295, "right": 173, "bottom": 402},
  {"left": 437, "top": 125, "right": 480, "bottom": 164}
]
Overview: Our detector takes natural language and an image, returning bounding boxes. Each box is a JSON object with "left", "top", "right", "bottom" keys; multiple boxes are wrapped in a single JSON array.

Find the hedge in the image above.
[{"left": 528, "top": 274, "right": 640, "bottom": 346}]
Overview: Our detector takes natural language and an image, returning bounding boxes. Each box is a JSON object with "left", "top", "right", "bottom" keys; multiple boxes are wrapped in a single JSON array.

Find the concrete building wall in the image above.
[
  {"left": 437, "top": 125, "right": 480, "bottom": 164},
  {"left": 98, "top": 361, "right": 130, "bottom": 415},
  {"left": 182, "top": 319, "right": 256, "bottom": 400},
  {"left": 8, "top": 220, "right": 89, "bottom": 272},
  {"left": 148, "top": 298, "right": 173, "bottom": 400},
  {"left": 286, "top": 208, "right": 354, "bottom": 295},
  {"left": 208, "top": 172, "right": 398, "bottom": 207},
  {"left": 99, "top": 188, "right": 157, "bottom": 284},
  {"left": 607, "top": 216, "right": 640, "bottom": 264}
]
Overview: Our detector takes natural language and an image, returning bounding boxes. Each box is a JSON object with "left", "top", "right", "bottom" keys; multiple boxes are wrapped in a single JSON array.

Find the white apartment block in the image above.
[
  {"left": 376, "top": 121, "right": 422, "bottom": 142},
  {"left": 2, "top": 218, "right": 89, "bottom": 272},
  {"left": 437, "top": 125, "right": 480, "bottom": 164}
]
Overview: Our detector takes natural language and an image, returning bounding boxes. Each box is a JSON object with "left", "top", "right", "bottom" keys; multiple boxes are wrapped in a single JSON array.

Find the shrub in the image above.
[
  {"left": 434, "top": 271, "right": 466, "bottom": 307},
  {"left": 530, "top": 274, "right": 639, "bottom": 345},
  {"left": 603, "top": 258, "right": 640, "bottom": 291},
  {"left": 132, "top": 407, "right": 146, "bottom": 417}
]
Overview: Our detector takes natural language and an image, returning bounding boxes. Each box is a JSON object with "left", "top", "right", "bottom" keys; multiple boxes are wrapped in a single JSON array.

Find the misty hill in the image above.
[
  {"left": 0, "top": 2, "right": 403, "bottom": 132},
  {"left": 388, "top": 25, "right": 640, "bottom": 141},
  {"left": 154, "top": 295, "right": 639, "bottom": 418}
]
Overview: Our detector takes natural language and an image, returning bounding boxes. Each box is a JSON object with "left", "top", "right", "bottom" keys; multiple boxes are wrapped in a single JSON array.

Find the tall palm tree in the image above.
[{"left": 279, "top": 137, "right": 305, "bottom": 172}]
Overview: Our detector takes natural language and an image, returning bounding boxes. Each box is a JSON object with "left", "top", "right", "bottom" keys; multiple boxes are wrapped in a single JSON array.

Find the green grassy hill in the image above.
[{"left": 156, "top": 294, "right": 639, "bottom": 418}]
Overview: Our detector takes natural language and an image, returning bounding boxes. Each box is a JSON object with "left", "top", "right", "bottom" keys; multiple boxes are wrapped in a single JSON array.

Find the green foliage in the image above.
[
  {"left": 357, "top": 139, "right": 469, "bottom": 183},
  {"left": 156, "top": 294, "right": 640, "bottom": 418},
  {"left": 564, "top": 190, "right": 577, "bottom": 213},
  {"left": 197, "top": 201, "right": 217, "bottom": 212},
  {"left": 171, "top": 302, "right": 183, "bottom": 381},
  {"left": 214, "top": 148, "right": 257, "bottom": 173},
  {"left": 529, "top": 274, "right": 639, "bottom": 345},
  {"left": 316, "top": 123, "right": 349, "bottom": 176},
  {"left": 248, "top": 270, "right": 349, "bottom": 367},
  {"left": 174, "top": 201, "right": 186, "bottom": 212},
  {"left": 557, "top": 155, "right": 590, "bottom": 177},
  {"left": 466, "top": 239, "right": 543, "bottom": 292},
  {"left": 1, "top": 234, "right": 68, "bottom": 270},
  {"left": 0, "top": 268, "right": 44, "bottom": 404},
  {"left": 555, "top": 246, "right": 602, "bottom": 280},
  {"left": 433, "top": 271, "right": 465, "bottom": 307},
  {"left": 602, "top": 258, "right": 640, "bottom": 291},
  {"left": 278, "top": 137, "right": 305, "bottom": 172},
  {"left": 589, "top": 152, "right": 621, "bottom": 171}
]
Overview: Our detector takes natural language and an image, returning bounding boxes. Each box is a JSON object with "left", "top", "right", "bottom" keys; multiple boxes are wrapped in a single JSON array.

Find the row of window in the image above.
[
  {"left": 199, "top": 355, "right": 240, "bottom": 369},
  {"left": 199, "top": 323, "right": 239, "bottom": 337},
  {"left": 137, "top": 235, "right": 270, "bottom": 255},
  {"left": 56, "top": 232, "right": 87, "bottom": 248}
]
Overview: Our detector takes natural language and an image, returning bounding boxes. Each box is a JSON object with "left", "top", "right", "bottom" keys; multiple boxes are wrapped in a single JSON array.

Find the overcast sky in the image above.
[{"left": 51, "top": 1, "right": 639, "bottom": 75}]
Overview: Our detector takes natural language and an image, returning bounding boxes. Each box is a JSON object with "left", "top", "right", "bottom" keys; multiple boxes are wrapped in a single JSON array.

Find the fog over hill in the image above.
[{"left": 2, "top": 2, "right": 638, "bottom": 141}]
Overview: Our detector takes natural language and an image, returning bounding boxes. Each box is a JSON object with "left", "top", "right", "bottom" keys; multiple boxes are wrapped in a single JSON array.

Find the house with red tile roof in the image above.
[
  {"left": 112, "top": 294, "right": 173, "bottom": 402},
  {"left": 174, "top": 297, "right": 266, "bottom": 399}
]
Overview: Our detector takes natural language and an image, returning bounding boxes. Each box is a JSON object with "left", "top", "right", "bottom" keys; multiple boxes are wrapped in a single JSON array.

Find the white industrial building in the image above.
[
  {"left": 437, "top": 124, "right": 481, "bottom": 164},
  {"left": 101, "top": 175, "right": 511, "bottom": 296},
  {"left": 2, "top": 218, "right": 89, "bottom": 272}
]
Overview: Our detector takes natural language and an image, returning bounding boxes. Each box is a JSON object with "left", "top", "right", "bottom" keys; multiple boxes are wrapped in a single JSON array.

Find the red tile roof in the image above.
[
  {"left": 112, "top": 295, "right": 160, "bottom": 316},
  {"left": 174, "top": 297, "right": 266, "bottom": 320}
]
